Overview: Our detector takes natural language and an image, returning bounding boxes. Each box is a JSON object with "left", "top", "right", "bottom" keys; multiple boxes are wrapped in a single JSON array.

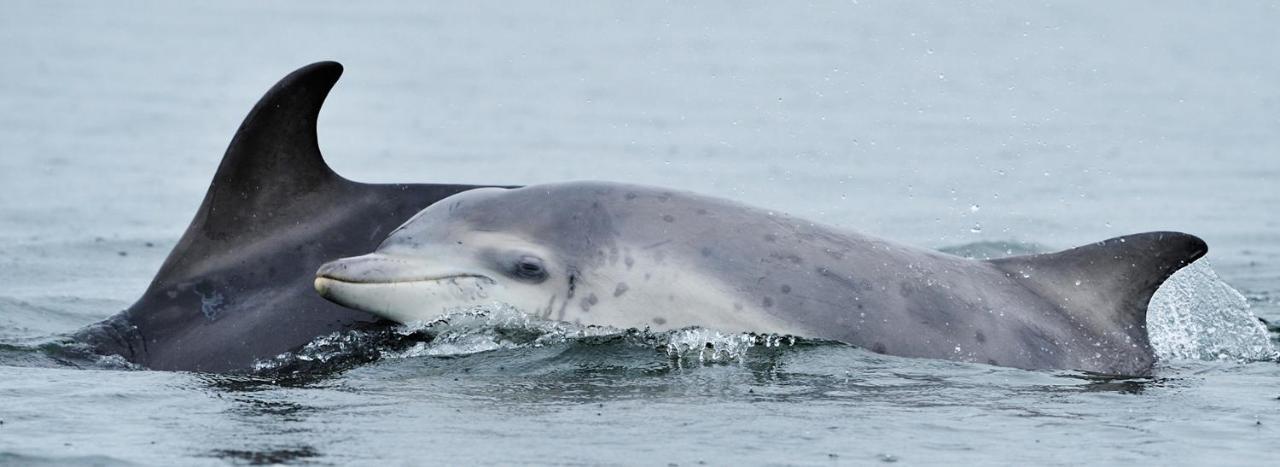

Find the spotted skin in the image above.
[{"left": 317, "top": 181, "right": 1206, "bottom": 375}]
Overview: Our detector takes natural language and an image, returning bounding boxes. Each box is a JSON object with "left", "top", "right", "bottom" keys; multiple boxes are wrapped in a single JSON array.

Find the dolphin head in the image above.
[{"left": 314, "top": 185, "right": 612, "bottom": 323}]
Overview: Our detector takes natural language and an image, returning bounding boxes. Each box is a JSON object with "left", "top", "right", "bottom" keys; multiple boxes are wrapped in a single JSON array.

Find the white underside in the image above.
[{"left": 314, "top": 276, "right": 500, "bottom": 324}]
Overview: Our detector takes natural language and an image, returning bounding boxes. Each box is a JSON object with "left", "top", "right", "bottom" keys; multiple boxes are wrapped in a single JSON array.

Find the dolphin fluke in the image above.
[
  {"left": 76, "top": 62, "right": 490, "bottom": 371},
  {"left": 988, "top": 231, "right": 1207, "bottom": 371}
]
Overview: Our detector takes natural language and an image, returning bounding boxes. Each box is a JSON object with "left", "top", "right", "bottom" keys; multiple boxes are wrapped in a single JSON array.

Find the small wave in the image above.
[
  {"left": 0, "top": 453, "right": 137, "bottom": 467},
  {"left": 254, "top": 304, "right": 804, "bottom": 376},
  {"left": 0, "top": 336, "right": 140, "bottom": 371}
]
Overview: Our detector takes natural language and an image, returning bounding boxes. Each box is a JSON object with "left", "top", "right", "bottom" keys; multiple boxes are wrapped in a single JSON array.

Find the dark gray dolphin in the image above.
[
  {"left": 73, "top": 62, "right": 496, "bottom": 372},
  {"left": 315, "top": 182, "right": 1207, "bottom": 375}
]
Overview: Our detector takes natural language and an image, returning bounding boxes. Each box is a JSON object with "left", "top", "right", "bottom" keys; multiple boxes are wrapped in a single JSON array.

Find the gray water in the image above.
[{"left": 3, "top": 1, "right": 1280, "bottom": 465}]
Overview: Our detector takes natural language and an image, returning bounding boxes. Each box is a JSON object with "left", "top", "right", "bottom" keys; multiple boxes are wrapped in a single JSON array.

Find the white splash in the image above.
[
  {"left": 386, "top": 304, "right": 623, "bottom": 359},
  {"left": 1147, "top": 261, "right": 1277, "bottom": 362},
  {"left": 657, "top": 328, "right": 797, "bottom": 366}
]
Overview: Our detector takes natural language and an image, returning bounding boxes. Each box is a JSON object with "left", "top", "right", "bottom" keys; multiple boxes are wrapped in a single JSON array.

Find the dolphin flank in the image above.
[{"left": 316, "top": 182, "right": 1206, "bottom": 375}]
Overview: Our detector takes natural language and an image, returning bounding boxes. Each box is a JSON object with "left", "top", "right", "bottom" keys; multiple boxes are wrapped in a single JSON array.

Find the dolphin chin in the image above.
[{"left": 313, "top": 275, "right": 498, "bottom": 324}]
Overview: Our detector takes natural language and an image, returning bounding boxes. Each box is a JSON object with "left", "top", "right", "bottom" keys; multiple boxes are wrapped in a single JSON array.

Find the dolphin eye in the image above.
[{"left": 510, "top": 255, "right": 548, "bottom": 282}]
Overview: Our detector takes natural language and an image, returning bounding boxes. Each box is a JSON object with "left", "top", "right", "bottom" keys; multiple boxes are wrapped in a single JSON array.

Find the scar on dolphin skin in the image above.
[
  {"left": 613, "top": 283, "right": 630, "bottom": 297},
  {"left": 541, "top": 294, "right": 557, "bottom": 319}
]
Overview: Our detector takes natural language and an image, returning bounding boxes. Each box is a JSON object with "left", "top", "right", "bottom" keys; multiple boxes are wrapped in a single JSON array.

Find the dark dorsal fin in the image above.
[
  {"left": 197, "top": 61, "right": 344, "bottom": 241},
  {"left": 987, "top": 231, "right": 1208, "bottom": 337},
  {"left": 152, "top": 61, "right": 349, "bottom": 286}
]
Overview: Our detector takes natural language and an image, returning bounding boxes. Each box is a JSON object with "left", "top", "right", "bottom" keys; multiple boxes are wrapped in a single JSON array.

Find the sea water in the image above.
[{"left": 2, "top": 1, "right": 1279, "bottom": 465}]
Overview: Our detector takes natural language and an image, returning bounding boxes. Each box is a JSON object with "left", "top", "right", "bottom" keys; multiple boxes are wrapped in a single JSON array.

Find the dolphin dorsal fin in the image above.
[
  {"left": 197, "top": 61, "right": 345, "bottom": 240},
  {"left": 154, "top": 61, "right": 348, "bottom": 285},
  {"left": 987, "top": 231, "right": 1207, "bottom": 335}
]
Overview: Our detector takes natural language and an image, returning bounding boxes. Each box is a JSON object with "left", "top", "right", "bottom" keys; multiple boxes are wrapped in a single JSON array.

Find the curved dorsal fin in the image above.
[
  {"left": 987, "top": 231, "right": 1207, "bottom": 337},
  {"left": 197, "top": 61, "right": 344, "bottom": 241},
  {"left": 153, "top": 61, "right": 349, "bottom": 285}
]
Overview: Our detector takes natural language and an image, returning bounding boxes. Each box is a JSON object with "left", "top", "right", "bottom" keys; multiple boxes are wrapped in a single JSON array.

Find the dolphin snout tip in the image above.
[{"left": 314, "top": 276, "right": 334, "bottom": 298}]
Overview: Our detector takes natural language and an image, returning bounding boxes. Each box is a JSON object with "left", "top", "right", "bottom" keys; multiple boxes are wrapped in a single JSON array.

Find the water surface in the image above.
[{"left": 2, "top": 1, "right": 1279, "bottom": 465}]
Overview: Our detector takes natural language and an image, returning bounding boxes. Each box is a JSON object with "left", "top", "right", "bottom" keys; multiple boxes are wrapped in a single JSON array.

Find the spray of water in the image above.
[{"left": 1147, "top": 261, "right": 1277, "bottom": 362}]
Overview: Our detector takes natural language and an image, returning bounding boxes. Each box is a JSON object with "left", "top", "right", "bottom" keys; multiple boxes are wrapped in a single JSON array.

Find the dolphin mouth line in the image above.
[{"left": 314, "top": 274, "right": 495, "bottom": 285}]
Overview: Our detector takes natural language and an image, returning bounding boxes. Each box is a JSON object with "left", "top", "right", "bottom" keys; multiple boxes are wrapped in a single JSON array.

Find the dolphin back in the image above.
[{"left": 986, "top": 231, "right": 1208, "bottom": 370}]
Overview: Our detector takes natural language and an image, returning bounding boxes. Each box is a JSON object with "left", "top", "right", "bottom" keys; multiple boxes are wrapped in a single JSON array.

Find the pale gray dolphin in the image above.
[{"left": 314, "top": 182, "right": 1207, "bottom": 375}]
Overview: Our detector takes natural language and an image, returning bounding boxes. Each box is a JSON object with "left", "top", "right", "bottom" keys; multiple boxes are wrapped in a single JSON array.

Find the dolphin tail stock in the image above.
[{"left": 986, "top": 231, "right": 1208, "bottom": 350}]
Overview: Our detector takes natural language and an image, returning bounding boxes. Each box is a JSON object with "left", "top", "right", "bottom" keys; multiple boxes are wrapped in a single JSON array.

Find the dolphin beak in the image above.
[
  {"left": 316, "top": 252, "right": 471, "bottom": 283},
  {"left": 313, "top": 253, "right": 497, "bottom": 323}
]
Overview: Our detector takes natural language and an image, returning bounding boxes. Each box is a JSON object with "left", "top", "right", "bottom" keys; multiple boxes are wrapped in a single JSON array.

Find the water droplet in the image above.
[
  {"left": 969, "top": 204, "right": 980, "bottom": 213},
  {"left": 970, "top": 223, "right": 983, "bottom": 233}
]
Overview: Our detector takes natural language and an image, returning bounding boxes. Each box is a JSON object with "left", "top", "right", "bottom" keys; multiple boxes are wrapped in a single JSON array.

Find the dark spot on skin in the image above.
[
  {"left": 780, "top": 284, "right": 791, "bottom": 294},
  {"left": 579, "top": 293, "right": 599, "bottom": 312},
  {"left": 696, "top": 209, "right": 707, "bottom": 215},
  {"left": 733, "top": 302, "right": 743, "bottom": 311},
  {"left": 662, "top": 214, "right": 675, "bottom": 223},
  {"left": 653, "top": 317, "right": 667, "bottom": 325},
  {"left": 625, "top": 192, "right": 638, "bottom": 200},
  {"left": 762, "top": 296, "right": 774, "bottom": 308},
  {"left": 645, "top": 273, "right": 651, "bottom": 281},
  {"left": 987, "top": 359, "right": 1000, "bottom": 366},
  {"left": 613, "top": 283, "right": 629, "bottom": 297},
  {"left": 700, "top": 247, "right": 712, "bottom": 257},
  {"left": 659, "top": 192, "right": 672, "bottom": 202},
  {"left": 975, "top": 331, "right": 987, "bottom": 344},
  {"left": 871, "top": 342, "right": 887, "bottom": 354},
  {"left": 567, "top": 274, "right": 577, "bottom": 299},
  {"left": 667, "top": 294, "right": 675, "bottom": 302},
  {"left": 625, "top": 256, "right": 635, "bottom": 269},
  {"left": 764, "top": 233, "right": 778, "bottom": 243}
]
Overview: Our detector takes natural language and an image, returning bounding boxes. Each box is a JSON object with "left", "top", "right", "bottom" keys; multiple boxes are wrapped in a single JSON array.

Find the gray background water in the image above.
[{"left": 2, "top": 1, "right": 1279, "bottom": 465}]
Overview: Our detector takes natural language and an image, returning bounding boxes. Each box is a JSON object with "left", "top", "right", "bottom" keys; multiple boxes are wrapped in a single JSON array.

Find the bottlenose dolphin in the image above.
[
  {"left": 315, "top": 182, "right": 1207, "bottom": 375},
  {"left": 73, "top": 62, "right": 498, "bottom": 372}
]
